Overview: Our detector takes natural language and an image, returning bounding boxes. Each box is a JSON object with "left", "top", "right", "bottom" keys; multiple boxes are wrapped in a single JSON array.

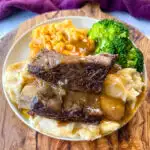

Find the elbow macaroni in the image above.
[{"left": 29, "top": 20, "right": 95, "bottom": 57}]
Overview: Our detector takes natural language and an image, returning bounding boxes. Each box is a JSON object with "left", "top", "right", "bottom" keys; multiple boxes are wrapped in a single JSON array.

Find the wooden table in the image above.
[{"left": 0, "top": 3, "right": 150, "bottom": 150}]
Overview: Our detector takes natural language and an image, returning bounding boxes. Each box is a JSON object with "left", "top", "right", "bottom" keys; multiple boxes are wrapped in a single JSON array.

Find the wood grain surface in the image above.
[{"left": 0, "top": 3, "right": 150, "bottom": 150}]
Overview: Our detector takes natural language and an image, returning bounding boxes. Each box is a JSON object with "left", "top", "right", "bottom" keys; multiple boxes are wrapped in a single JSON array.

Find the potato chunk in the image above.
[{"left": 100, "top": 95, "right": 125, "bottom": 121}]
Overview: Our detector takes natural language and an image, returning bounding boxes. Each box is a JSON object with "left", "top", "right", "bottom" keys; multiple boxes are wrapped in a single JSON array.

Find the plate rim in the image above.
[{"left": 2, "top": 16, "right": 148, "bottom": 141}]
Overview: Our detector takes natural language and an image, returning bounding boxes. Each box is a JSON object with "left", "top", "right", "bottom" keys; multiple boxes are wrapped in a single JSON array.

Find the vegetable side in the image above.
[{"left": 88, "top": 19, "right": 144, "bottom": 72}]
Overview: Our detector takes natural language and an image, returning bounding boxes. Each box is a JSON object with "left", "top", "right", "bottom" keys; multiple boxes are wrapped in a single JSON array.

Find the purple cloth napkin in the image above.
[{"left": 0, "top": 0, "right": 150, "bottom": 20}]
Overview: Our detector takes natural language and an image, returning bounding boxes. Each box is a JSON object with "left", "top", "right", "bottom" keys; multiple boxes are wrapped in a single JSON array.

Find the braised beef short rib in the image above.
[
  {"left": 30, "top": 85, "right": 103, "bottom": 123},
  {"left": 28, "top": 49, "right": 117, "bottom": 123},
  {"left": 28, "top": 49, "right": 117, "bottom": 94}
]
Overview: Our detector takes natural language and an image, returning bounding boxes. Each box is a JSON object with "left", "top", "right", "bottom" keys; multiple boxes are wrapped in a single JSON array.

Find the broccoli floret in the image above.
[
  {"left": 126, "top": 48, "right": 144, "bottom": 72},
  {"left": 113, "top": 37, "right": 133, "bottom": 52},
  {"left": 136, "top": 49, "right": 144, "bottom": 72},
  {"left": 88, "top": 19, "right": 129, "bottom": 41},
  {"left": 95, "top": 37, "right": 144, "bottom": 72},
  {"left": 95, "top": 40, "right": 115, "bottom": 54},
  {"left": 113, "top": 37, "right": 133, "bottom": 67},
  {"left": 88, "top": 19, "right": 144, "bottom": 72},
  {"left": 88, "top": 19, "right": 129, "bottom": 56},
  {"left": 113, "top": 38, "right": 144, "bottom": 72}
]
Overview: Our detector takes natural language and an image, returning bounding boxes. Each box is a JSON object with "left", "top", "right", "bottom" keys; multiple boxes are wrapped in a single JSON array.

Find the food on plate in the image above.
[
  {"left": 28, "top": 49, "right": 117, "bottom": 94},
  {"left": 104, "top": 68, "right": 144, "bottom": 104},
  {"left": 4, "top": 61, "right": 35, "bottom": 104},
  {"left": 30, "top": 88, "right": 102, "bottom": 123},
  {"left": 29, "top": 20, "right": 95, "bottom": 57},
  {"left": 4, "top": 19, "right": 146, "bottom": 140},
  {"left": 100, "top": 95, "right": 125, "bottom": 121},
  {"left": 88, "top": 19, "right": 144, "bottom": 72}
]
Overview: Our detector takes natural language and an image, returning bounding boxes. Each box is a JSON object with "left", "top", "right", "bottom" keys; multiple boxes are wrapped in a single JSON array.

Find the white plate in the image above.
[{"left": 2, "top": 16, "right": 147, "bottom": 141}]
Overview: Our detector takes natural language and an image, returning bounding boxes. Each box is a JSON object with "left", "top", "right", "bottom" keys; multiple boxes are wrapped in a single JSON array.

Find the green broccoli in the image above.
[
  {"left": 88, "top": 19, "right": 129, "bottom": 41},
  {"left": 113, "top": 37, "right": 133, "bottom": 68},
  {"left": 113, "top": 37, "right": 143, "bottom": 72},
  {"left": 88, "top": 19, "right": 144, "bottom": 72},
  {"left": 126, "top": 47, "right": 144, "bottom": 72},
  {"left": 95, "top": 40, "right": 115, "bottom": 54},
  {"left": 88, "top": 19, "right": 130, "bottom": 56},
  {"left": 112, "top": 40, "right": 144, "bottom": 72}
]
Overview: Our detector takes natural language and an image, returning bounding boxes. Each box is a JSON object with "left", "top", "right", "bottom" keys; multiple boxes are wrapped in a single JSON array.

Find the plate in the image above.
[{"left": 2, "top": 16, "right": 147, "bottom": 141}]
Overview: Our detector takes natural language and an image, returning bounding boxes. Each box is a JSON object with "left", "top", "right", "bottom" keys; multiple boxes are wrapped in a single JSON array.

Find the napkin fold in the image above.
[{"left": 0, "top": 0, "right": 150, "bottom": 20}]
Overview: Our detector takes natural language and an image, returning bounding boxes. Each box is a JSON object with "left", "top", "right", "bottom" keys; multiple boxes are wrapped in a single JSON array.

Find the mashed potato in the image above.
[
  {"left": 4, "top": 61, "right": 145, "bottom": 140},
  {"left": 4, "top": 61, "right": 35, "bottom": 103},
  {"left": 31, "top": 116, "right": 120, "bottom": 140},
  {"left": 29, "top": 20, "right": 95, "bottom": 57},
  {"left": 31, "top": 116, "right": 102, "bottom": 140},
  {"left": 104, "top": 68, "right": 144, "bottom": 108}
]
